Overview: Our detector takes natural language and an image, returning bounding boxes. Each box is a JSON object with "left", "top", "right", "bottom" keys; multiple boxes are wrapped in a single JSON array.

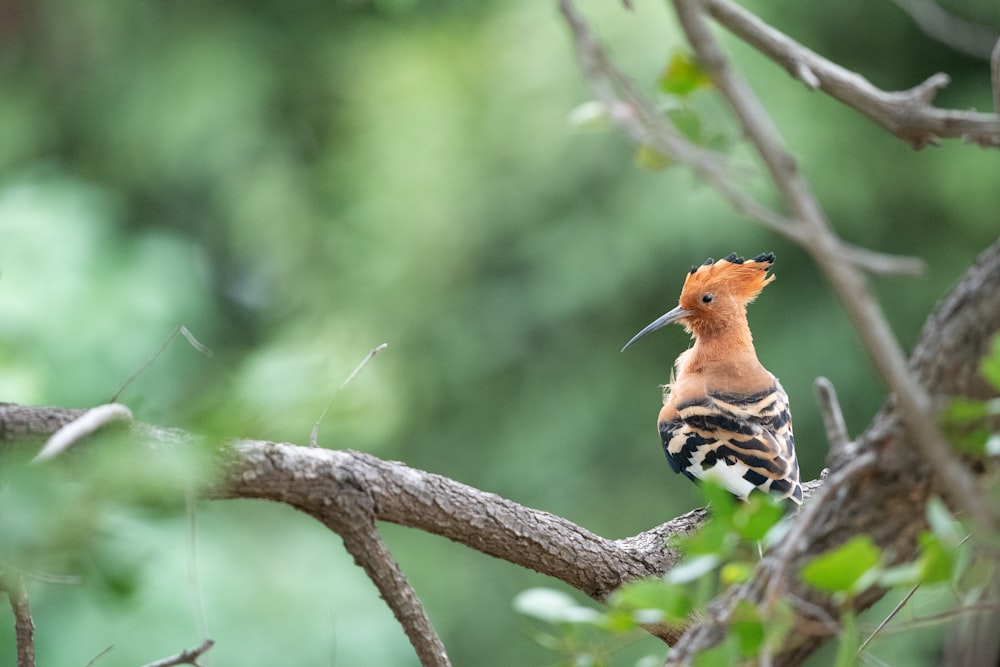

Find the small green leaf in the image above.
[
  {"left": 692, "top": 635, "right": 739, "bottom": 667},
  {"left": 611, "top": 578, "right": 692, "bottom": 623},
  {"left": 566, "top": 100, "right": 613, "bottom": 134},
  {"left": 801, "top": 535, "right": 881, "bottom": 594},
  {"left": 634, "top": 145, "right": 672, "bottom": 170},
  {"left": 980, "top": 334, "right": 1000, "bottom": 390},
  {"left": 513, "top": 588, "right": 603, "bottom": 624},
  {"left": 730, "top": 602, "right": 765, "bottom": 656},
  {"left": 699, "top": 479, "right": 738, "bottom": 524},
  {"left": 719, "top": 561, "right": 753, "bottom": 585},
  {"left": 666, "top": 553, "right": 721, "bottom": 584},
  {"left": 659, "top": 50, "right": 713, "bottom": 96},
  {"left": 926, "top": 497, "right": 963, "bottom": 547},
  {"left": 733, "top": 494, "right": 786, "bottom": 541},
  {"left": 684, "top": 517, "right": 735, "bottom": 557},
  {"left": 917, "top": 532, "right": 956, "bottom": 584},
  {"left": 942, "top": 397, "right": 991, "bottom": 423}
]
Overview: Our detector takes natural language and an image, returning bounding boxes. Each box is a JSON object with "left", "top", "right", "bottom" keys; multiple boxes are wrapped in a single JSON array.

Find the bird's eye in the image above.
[{"left": 702, "top": 294, "right": 714, "bottom": 304}]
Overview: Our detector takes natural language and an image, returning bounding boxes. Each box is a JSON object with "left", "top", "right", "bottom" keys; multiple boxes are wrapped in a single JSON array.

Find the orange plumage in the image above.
[{"left": 623, "top": 252, "right": 802, "bottom": 504}]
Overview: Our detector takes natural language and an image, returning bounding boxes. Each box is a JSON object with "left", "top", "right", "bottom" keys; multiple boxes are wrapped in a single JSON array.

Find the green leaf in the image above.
[
  {"left": 699, "top": 479, "right": 738, "bottom": 524},
  {"left": 925, "top": 497, "right": 963, "bottom": 547},
  {"left": 941, "top": 397, "right": 991, "bottom": 423},
  {"left": 611, "top": 578, "right": 692, "bottom": 623},
  {"left": 719, "top": 561, "right": 753, "bottom": 585},
  {"left": 733, "top": 494, "right": 786, "bottom": 541},
  {"left": 801, "top": 535, "right": 881, "bottom": 594},
  {"left": 692, "top": 635, "right": 739, "bottom": 667},
  {"left": 730, "top": 602, "right": 765, "bottom": 656},
  {"left": 566, "top": 100, "right": 613, "bottom": 134},
  {"left": 666, "top": 553, "right": 721, "bottom": 584},
  {"left": 916, "top": 532, "right": 957, "bottom": 584},
  {"left": 512, "top": 588, "right": 603, "bottom": 624},
  {"left": 684, "top": 516, "right": 734, "bottom": 556},
  {"left": 659, "top": 50, "right": 713, "bottom": 96},
  {"left": 980, "top": 334, "right": 1000, "bottom": 390},
  {"left": 634, "top": 145, "right": 672, "bottom": 171}
]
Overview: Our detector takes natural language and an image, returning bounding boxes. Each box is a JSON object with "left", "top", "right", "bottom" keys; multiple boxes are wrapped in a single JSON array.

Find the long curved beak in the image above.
[{"left": 621, "top": 305, "right": 690, "bottom": 352}]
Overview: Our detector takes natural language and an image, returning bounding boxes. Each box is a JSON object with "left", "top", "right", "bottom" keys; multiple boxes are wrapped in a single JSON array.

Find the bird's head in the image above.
[{"left": 622, "top": 252, "right": 775, "bottom": 350}]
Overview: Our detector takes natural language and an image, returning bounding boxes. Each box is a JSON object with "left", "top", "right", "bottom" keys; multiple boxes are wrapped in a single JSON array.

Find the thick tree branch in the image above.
[{"left": 702, "top": 0, "right": 1000, "bottom": 149}]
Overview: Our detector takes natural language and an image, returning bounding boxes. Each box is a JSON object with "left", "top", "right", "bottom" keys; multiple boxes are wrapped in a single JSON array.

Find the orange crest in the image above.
[{"left": 679, "top": 252, "right": 775, "bottom": 311}]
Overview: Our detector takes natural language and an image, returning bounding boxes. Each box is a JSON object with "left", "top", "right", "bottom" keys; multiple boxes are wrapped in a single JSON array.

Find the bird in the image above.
[{"left": 622, "top": 252, "right": 802, "bottom": 505}]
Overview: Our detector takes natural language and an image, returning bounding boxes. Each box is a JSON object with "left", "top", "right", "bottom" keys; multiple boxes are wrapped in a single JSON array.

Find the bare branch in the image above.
[
  {"left": 111, "top": 326, "right": 213, "bottom": 404},
  {"left": 2, "top": 576, "right": 35, "bottom": 667},
  {"left": 140, "top": 639, "right": 214, "bottom": 667},
  {"left": 316, "top": 456, "right": 451, "bottom": 667},
  {"left": 558, "top": 0, "right": 925, "bottom": 279},
  {"left": 670, "top": 0, "right": 997, "bottom": 534},
  {"left": 813, "top": 377, "right": 850, "bottom": 454},
  {"left": 702, "top": 0, "right": 1000, "bottom": 149}
]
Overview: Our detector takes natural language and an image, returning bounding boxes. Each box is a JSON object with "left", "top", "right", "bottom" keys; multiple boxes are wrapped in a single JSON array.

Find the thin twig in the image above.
[
  {"left": 31, "top": 403, "right": 133, "bottom": 463},
  {"left": 558, "top": 0, "right": 925, "bottom": 278},
  {"left": 671, "top": 0, "right": 997, "bottom": 533},
  {"left": 880, "top": 600, "right": 1000, "bottom": 633},
  {"left": 84, "top": 645, "right": 115, "bottom": 667},
  {"left": 111, "top": 325, "right": 213, "bottom": 403},
  {"left": 140, "top": 639, "right": 215, "bottom": 667},
  {"left": 4, "top": 576, "right": 35, "bottom": 667},
  {"left": 814, "top": 376, "right": 850, "bottom": 455},
  {"left": 310, "top": 342, "right": 388, "bottom": 447},
  {"left": 186, "top": 494, "right": 211, "bottom": 663},
  {"left": 702, "top": 0, "right": 1000, "bottom": 149},
  {"left": 857, "top": 583, "right": 920, "bottom": 655}
]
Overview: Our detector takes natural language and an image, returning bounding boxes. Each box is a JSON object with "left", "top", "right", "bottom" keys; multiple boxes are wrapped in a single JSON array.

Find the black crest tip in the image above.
[
  {"left": 689, "top": 265, "right": 698, "bottom": 274},
  {"left": 702, "top": 257, "right": 714, "bottom": 266},
  {"left": 723, "top": 252, "right": 744, "bottom": 264},
  {"left": 752, "top": 251, "right": 775, "bottom": 264}
]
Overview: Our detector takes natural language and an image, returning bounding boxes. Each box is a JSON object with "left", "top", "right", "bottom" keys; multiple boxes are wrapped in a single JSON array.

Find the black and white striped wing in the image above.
[{"left": 660, "top": 384, "right": 802, "bottom": 503}]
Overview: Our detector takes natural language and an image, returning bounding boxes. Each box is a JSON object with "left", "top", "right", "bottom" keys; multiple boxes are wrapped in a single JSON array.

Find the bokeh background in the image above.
[{"left": 0, "top": 0, "right": 998, "bottom": 665}]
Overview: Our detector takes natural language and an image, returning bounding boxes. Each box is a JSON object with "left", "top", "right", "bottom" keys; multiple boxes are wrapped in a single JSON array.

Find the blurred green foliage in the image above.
[{"left": 0, "top": 0, "right": 998, "bottom": 664}]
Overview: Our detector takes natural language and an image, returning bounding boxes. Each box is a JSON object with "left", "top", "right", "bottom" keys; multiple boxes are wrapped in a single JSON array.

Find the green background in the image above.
[{"left": 0, "top": 0, "right": 997, "bottom": 664}]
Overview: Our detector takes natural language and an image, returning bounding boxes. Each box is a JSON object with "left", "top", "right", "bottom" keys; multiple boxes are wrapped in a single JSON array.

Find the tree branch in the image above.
[
  {"left": 703, "top": 0, "right": 1000, "bottom": 149},
  {"left": 2, "top": 576, "right": 35, "bottom": 667},
  {"left": 558, "top": 0, "right": 926, "bottom": 279}
]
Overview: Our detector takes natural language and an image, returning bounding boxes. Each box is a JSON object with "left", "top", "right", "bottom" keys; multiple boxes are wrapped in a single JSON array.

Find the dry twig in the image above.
[
  {"left": 140, "top": 639, "right": 215, "bottom": 667},
  {"left": 702, "top": 0, "right": 1000, "bottom": 148}
]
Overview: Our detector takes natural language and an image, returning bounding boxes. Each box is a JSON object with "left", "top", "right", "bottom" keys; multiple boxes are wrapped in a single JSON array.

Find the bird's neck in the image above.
[{"left": 677, "top": 322, "right": 762, "bottom": 378}]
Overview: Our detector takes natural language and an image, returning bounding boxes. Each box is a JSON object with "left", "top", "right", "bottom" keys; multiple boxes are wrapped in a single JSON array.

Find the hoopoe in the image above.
[{"left": 623, "top": 252, "right": 802, "bottom": 505}]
